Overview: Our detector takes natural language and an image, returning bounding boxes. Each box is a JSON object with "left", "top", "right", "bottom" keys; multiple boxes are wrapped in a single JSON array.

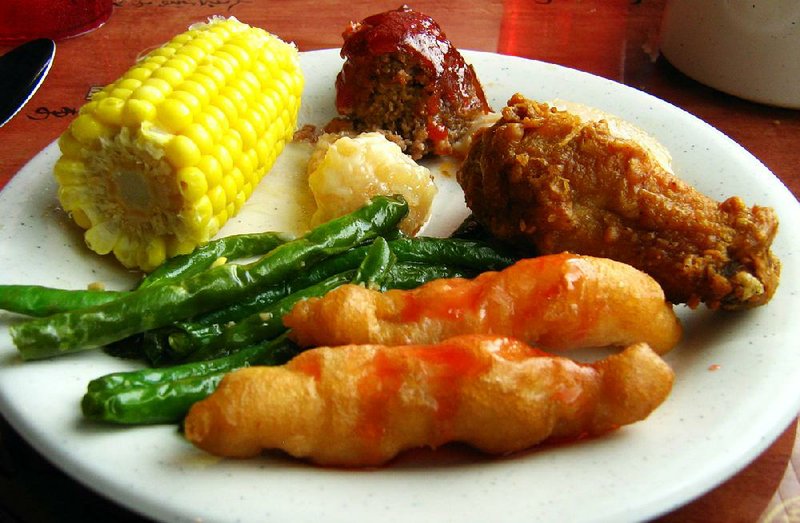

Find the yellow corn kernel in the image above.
[
  {"left": 222, "top": 172, "right": 238, "bottom": 202},
  {"left": 163, "top": 56, "right": 194, "bottom": 77},
  {"left": 110, "top": 88, "right": 134, "bottom": 102},
  {"left": 53, "top": 17, "right": 304, "bottom": 271},
  {"left": 203, "top": 104, "right": 228, "bottom": 134},
  {"left": 131, "top": 84, "right": 166, "bottom": 105},
  {"left": 196, "top": 64, "right": 226, "bottom": 88},
  {"left": 233, "top": 190, "right": 246, "bottom": 213},
  {"left": 53, "top": 158, "right": 86, "bottom": 185},
  {"left": 126, "top": 67, "right": 153, "bottom": 82},
  {"left": 121, "top": 98, "right": 157, "bottom": 127},
  {"left": 167, "top": 236, "right": 197, "bottom": 257},
  {"left": 158, "top": 98, "right": 193, "bottom": 133},
  {"left": 71, "top": 114, "right": 112, "bottom": 146},
  {"left": 185, "top": 37, "right": 216, "bottom": 54},
  {"left": 145, "top": 236, "right": 167, "bottom": 269},
  {"left": 205, "top": 216, "right": 221, "bottom": 239},
  {"left": 178, "top": 80, "right": 210, "bottom": 105},
  {"left": 151, "top": 66, "right": 184, "bottom": 87},
  {"left": 177, "top": 166, "right": 209, "bottom": 201},
  {"left": 182, "top": 122, "right": 214, "bottom": 154},
  {"left": 165, "top": 135, "right": 201, "bottom": 168},
  {"left": 140, "top": 56, "right": 167, "bottom": 71},
  {"left": 209, "top": 184, "right": 227, "bottom": 214},
  {"left": 197, "top": 155, "right": 223, "bottom": 188},
  {"left": 211, "top": 93, "right": 238, "bottom": 122},
  {"left": 143, "top": 77, "right": 173, "bottom": 95},
  {"left": 149, "top": 46, "right": 176, "bottom": 60},
  {"left": 95, "top": 97, "right": 125, "bottom": 126},
  {"left": 236, "top": 150, "right": 254, "bottom": 179},
  {"left": 221, "top": 85, "right": 248, "bottom": 115},
  {"left": 190, "top": 194, "right": 214, "bottom": 228},
  {"left": 79, "top": 101, "right": 98, "bottom": 115},
  {"left": 212, "top": 142, "right": 234, "bottom": 172},
  {"left": 71, "top": 208, "right": 92, "bottom": 229},
  {"left": 57, "top": 132, "right": 83, "bottom": 159},
  {"left": 234, "top": 118, "right": 257, "bottom": 150},
  {"left": 181, "top": 44, "right": 207, "bottom": 63},
  {"left": 192, "top": 113, "right": 223, "bottom": 145},
  {"left": 117, "top": 78, "right": 142, "bottom": 91}
]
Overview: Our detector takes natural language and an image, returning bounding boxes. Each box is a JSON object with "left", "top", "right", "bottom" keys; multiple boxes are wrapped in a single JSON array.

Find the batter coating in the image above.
[
  {"left": 285, "top": 253, "right": 682, "bottom": 354},
  {"left": 184, "top": 335, "right": 674, "bottom": 466}
]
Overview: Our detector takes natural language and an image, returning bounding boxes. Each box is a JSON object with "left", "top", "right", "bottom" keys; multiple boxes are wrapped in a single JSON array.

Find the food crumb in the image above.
[
  {"left": 87, "top": 281, "right": 106, "bottom": 291},
  {"left": 708, "top": 364, "right": 721, "bottom": 371},
  {"left": 210, "top": 256, "right": 227, "bottom": 268}
]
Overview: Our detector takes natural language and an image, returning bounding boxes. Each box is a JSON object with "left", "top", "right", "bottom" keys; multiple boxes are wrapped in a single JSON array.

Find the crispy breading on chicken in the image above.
[
  {"left": 285, "top": 253, "right": 682, "bottom": 354},
  {"left": 184, "top": 335, "right": 674, "bottom": 466},
  {"left": 456, "top": 94, "right": 781, "bottom": 310}
]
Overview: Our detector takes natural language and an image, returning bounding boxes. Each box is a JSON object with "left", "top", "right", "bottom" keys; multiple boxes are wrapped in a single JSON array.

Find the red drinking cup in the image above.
[{"left": 0, "top": 0, "right": 113, "bottom": 44}]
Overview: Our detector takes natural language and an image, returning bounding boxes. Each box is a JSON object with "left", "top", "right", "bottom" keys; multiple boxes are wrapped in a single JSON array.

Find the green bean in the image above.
[
  {"left": 82, "top": 336, "right": 300, "bottom": 424},
  {"left": 109, "top": 279, "right": 295, "bottom": 366},
  {"left": 113, "top": 246, "right": 382, "bottom": 365},
  {"left": 88, "top": 343, "right": 266, "bottom": 394},
  {"left": 188, "top": 240, "right": 386, "bottom": 328},
  {"left": 163, "top": 264, "right": 468, "bottom": 362},
  {"left": 83, "top": 371, "right": 225, "bottom": 425},
  {"left": 171, "top": 238, "right": 396, "bottom": 362},
  {"left": 0, "top": 285, "right": 125, "bottom": 317},
  {"left": 380, "top": 263, "right": 474, "bottom": 290},
  {"left": 137, "top": 231, "right": 293, "bottom": 289},
  {"left": 387, "top": 236, "right": 517, "bottom": 271},
  {"left": 351, "top": 237, "right": 395, "bottom": 287},
  {"left": 185, "top": 280, "right": 293, "bottom": 327},
  {"left": 79, "top": 235, "right": 505, "bottom": 425},
  {"left": 106, "top": 279, "right": 297, "bottom": 365},
  {"left": 173, "top": 270, "right": 355, "bottom": 362},
  {"left": 12, "top": 195, "right": 409, "bottom": 360},
  {"left": 450, "top": 215, "right": 538, "bottom": 258},
  {"left": 110, "top": 237, "right": 398, "bottom": 364},
  {"left": 188, "top": 236, "right": 514, "bottom": 327},
  {"left": 81, "top": 239, "right": 398, "bottom": 423}
]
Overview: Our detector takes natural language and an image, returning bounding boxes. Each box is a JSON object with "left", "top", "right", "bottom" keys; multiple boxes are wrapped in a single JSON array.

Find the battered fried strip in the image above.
[
  {"left": 284, "top": 253, "right": 682, "bottom": 354},
  {"left": 184, "top": 335, "right": 674, "bottom": 466}
]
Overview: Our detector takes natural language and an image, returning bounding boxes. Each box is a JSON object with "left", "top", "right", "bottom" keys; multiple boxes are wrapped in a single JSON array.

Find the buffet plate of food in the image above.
[{"left": 1, "top": 11, "right": 799, "bottom": 523}]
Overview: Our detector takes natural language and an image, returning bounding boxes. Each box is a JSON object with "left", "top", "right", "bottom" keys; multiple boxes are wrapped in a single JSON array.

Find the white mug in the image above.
[{"left": 660, "top": 0, "right": 800, "bottom": 109}]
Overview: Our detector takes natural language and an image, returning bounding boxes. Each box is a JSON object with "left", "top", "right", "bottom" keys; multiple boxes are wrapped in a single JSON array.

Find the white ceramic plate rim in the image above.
[{"left": 1, "top": 49, "right": 799, "bottom": 523}]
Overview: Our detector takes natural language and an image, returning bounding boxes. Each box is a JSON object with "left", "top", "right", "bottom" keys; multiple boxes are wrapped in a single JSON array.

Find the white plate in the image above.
[{"left": 1, "top": 49, "right": 799, "bottom": 523}]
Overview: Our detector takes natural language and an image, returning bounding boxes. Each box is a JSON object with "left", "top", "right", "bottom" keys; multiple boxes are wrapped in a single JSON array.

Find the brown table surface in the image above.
[{"left": 1, "top": 1, "right": 798, "bottom": 521}]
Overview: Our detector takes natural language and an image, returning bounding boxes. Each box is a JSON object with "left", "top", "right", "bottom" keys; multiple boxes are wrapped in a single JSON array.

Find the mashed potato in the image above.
[{"left": 307, "top": 132, "right": 437, "bottom": 235}]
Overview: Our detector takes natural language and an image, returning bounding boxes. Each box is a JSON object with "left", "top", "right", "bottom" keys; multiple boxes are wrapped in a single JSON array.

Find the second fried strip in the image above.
[
  {"left": 184, "top": 335, "right": 674, "bottom": 466},
  {"left": 285, "top": 253, "right": 682, "bottom": 354}
]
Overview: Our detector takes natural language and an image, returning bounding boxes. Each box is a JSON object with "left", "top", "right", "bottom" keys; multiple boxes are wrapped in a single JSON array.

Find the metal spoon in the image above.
[{"left": 0, "top": 39, "right": 56, "bottom": 127}]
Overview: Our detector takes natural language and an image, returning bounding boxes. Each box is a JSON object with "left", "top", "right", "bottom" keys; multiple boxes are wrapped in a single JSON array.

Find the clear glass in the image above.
[{"left": 0, "top": 0, "right": 113, "bottom": 44}]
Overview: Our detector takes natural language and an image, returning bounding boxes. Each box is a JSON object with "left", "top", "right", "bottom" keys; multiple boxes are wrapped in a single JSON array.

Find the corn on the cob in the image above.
[{"left": 54, "top": 17, "right": 304, "bottom": 271}]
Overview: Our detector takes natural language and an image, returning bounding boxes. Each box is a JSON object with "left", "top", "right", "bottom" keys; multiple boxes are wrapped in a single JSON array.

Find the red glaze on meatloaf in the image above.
[{"left": 333, "top": 5, "right": 491, "bottom": 159}]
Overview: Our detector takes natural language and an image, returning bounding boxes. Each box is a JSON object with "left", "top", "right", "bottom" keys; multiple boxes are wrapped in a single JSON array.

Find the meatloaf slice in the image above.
[{"left": 332, "top": 6, "right": 491, "bottom": 159}]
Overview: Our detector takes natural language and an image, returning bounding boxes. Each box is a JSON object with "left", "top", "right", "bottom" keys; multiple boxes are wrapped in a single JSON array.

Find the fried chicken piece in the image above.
[
  {"left": 285, "top": 254, "right": 681, "bottom": 354},
  {"left": 456, "top": 94, "right": 780, "bottom": 310},
  {"left": 184, "top": 335, "right": 673, "bottom": 466}
]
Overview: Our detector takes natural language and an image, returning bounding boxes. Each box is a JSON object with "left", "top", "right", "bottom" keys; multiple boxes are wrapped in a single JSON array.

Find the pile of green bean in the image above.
[{"left": 0, "top": 196, "right": 519, "bottom": 425}]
